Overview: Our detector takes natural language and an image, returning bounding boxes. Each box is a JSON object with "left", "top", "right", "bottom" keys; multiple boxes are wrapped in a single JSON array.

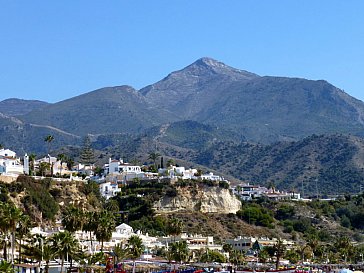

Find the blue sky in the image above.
[{"left": 1, "top": 1, "right": 363, "bottom": 103}]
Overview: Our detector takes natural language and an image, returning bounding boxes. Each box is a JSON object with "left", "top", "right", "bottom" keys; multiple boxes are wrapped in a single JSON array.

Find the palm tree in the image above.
[
  {"left": 82, "top": 211, "right": 98, "bottom": 253},
  {"left": 335, "top": 236, "right": 352, "bottom": 263},
  {"left": 113, "top": 243, "right": 128, "bottom": 265},
  {"left": 42, "top": 244, "right": 56, "bottom": 273},
  {"left": 22, "top": 234, "right": 46, "bottom": 270},
  {"left": 29, "top": 153, "right": 36, "bottom": 175},
  {"left": 104, "top": 199, "right": 120, "bottom": 213},
  {"left": 16, "top": 214, "right": 31, "bottom": 263},
  {"left": 127, "top": 235, "right": 144, "bottom": 273},
  {"left": 148, "top": 152, "right": 161, "bottom": 171},
  {"left": 1, "top": 203, "right": 23, "bottom": 264},
  {"left": 44, "top": 135, "right": 54, "bottom": 155},
  {"left": 170, "top": 241, "right": 189, "bottom": 265},
  {"left": 273, "top": 239, "right": 286, "bottom": 269},
  {"left": 62, "top": 205, "right": 85, "bottom": 233},
  {"left": 167, "top": 217, "right": 183, "bottom": 242},
  {"left": 94, "top": 210, "right": 116, "bottom": 251},
  {"left": 44, "top": 135, "right": 54, "bottom": 175},
  {"left": 57, "top": 153, "right": 68, "bottom": 176},
  {"left": 229, "top": 249, "right": 245, "bottom": 269},
  {"left": 49, "top": 231, "right": 79, "bottom": 273}
]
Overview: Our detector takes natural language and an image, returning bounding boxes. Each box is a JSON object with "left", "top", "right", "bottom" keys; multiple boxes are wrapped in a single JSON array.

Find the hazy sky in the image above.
[{"left": 1, "top": 1, "right": 363, "bottom": 103}]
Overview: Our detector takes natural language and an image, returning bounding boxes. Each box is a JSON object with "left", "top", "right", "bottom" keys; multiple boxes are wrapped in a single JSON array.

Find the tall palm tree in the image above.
[
  {"left": 127, "top": 235, "right": 144, "bottom": 273},
  {"left": 22, "top": 234, "right": 46, "bottom": 270},
  {"left": 1, "top": 203, "right": 23, "bottom": 264},
  {"left": 16, "top": 214, "right": 31, "bottom": 263},
  {"left": 44, "top": 135, "right": 54, "bottom": 155},
  {"left": 82, "top": 211, "right": 98, "bottom": 253},
  {"left": 49, "top": 231, "right": 79, "bottom": 273},
  {"left": 28, "top": 153, "right": 36, "bottom": 175},
  {"left": 57, "top": 153, "right": 67, "bottom": 176},
  {"left": 94, "top": 210, "right": 116, "bottom": 251},
  {"left": 335, "top": 236, "right": 352, "bottom": 263},
  {"left": 44, "top": 135, "right": 54, "bottom": 176}
]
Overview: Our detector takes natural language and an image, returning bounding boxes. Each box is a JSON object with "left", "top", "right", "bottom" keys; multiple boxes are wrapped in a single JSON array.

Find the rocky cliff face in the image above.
[{"left": 154, "top": 185, "right": 241, "bottom": 214}]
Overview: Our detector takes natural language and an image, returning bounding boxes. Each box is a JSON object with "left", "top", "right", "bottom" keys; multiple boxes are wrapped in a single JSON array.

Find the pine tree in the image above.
[{"left": 80, "top": 136, "right": 95, "bottom": 165}]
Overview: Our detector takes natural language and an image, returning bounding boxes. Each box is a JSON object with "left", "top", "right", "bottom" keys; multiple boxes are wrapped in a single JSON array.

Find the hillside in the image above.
[
  {"left": 0, "top": 112, "right": 81, "bottom": 155},
  {"left": 22, "top": 85, "right": 177, "bottom": 135},
  {"left": 0, "top": 98, "right": 50, "bottom": 116},
  {"left": 90, "top": 130, "right": 364, "bottom": 196}
]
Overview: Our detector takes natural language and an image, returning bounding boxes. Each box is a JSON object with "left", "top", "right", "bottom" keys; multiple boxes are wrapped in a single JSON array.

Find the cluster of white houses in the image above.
[
  {"left": 99, "top": 158, "right": 227, "bottom": 199},
  {"left": 30, "top": 222, "right": 295, "bottom": 259},
  {"left": 0, "top": 148, "right": 302, "bottom": 202},
  {"left": 232, "top": 184, "right": 301, "bottom": 201}
]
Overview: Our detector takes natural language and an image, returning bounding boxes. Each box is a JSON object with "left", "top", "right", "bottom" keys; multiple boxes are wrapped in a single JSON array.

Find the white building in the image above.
[
  {"left": 99, "top": 181, "right": 121, "bottom": 200},
  {"left": 104, "top": 158, "right": 145, "bottom": 183},
  {"left": 158, "top": 233, "right": 222, "bottom": 252},
  {"left": 200, "top": 172, "right": 224, "bottom": 181},
  {"left": 158, "top": 166, "right": 198, "bottom": 180},
  {"left": 0, "top": 148, "right": 27, "bottom": 175}
]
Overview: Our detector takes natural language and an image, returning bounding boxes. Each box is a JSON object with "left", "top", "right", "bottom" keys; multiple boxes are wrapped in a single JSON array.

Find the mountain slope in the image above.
[
  {"left": 141, "top": 58, "right": 364, "bottom": 143},
  {"left": 140, "top": 57, "right": 259, "bottom": 119},
  {"left": 0, "top": 113, "right": 80, "bottom": 155},
  {"left": 192, "top": 134, "right": 364, "bottom": 196},
  {"left": 194, "top": 77, "right": 364, "bottom": 142},
  {"left": 22, "top": 85, "right": 177, "bottom": 135},
  {"left": 0, "top": 98, "right": 50, "bottom": 116}
]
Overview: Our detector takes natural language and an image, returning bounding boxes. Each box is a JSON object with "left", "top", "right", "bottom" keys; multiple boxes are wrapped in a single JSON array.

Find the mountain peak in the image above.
[{"left": 184, "top": 57, "right": 259, "bottom": 79}]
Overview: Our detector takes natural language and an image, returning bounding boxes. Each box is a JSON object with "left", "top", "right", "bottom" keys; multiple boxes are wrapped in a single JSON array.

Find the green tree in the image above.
[
  {"left": 29, "top": 153, "right": 36, "bottom": 175},
  {"left": 16, "top": 213, "right": 31, "bottom": 262},
  {"left": 170, "top": 241, "right": 189, "bottom": 264},
  {"left": 80, "top": 135, "right": 95, "bottom": 165},
  {"left": 94, "top": 210, "right": 116, "bottom": 251},
  {"left": 0, "top": 260, "right": 15, "bottom": 273},
  {"left": 127, "top": 235, "right": 144, "bottom": 273},
  {"left": 114, "top": 243, "right": 129, "bottom": 264},
  {"left": 83, "top": 211, "right": 98, "bottom": 252},
  {"left": 148, "top": 151, "right": 161, "bottom": 171},
  {"left": 1, "top": 202, "right": 23, "bottom": 264},
  {"left": 167, "top": 217, "right": 183, "bottom": 242},
  {"left": 273, "top": 240, "right": 287, "bottom": 269},
  {"left": 49, "top": 231, "right": 79, "bottom": 273},
  {"left": 39, "top": 162, "right": 51, "bottom": 177},
  {"left": 57, "top": 153, "right": 68, "bottom": 176},
  {"left": 62, "top": 205, "right": 85, "bottom": 233}
]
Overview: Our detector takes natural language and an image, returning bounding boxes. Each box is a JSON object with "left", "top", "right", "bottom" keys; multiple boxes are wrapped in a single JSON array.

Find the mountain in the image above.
[
  {"left": 16, "top": 57, "right": 364, "bottom": 143},
  {"left": 0, "top": 98, "right": 50, "bottom": 116},
  {"left": 0, "top": 112, "right": 80, "bottom": 155},
  {"left": 142, "top": 58, "right": 364, "bottom": 143},
  {"left": 140, "top": 57, "right": 259, "bottom": 119},
  {"left": 22, "top": 85, "right": 177, "bottom": 136}
]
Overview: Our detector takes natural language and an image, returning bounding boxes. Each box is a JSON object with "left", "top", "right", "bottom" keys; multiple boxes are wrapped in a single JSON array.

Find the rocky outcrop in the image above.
[{"left": 154, "top": 185, "right": 241, "bottom": 214}]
